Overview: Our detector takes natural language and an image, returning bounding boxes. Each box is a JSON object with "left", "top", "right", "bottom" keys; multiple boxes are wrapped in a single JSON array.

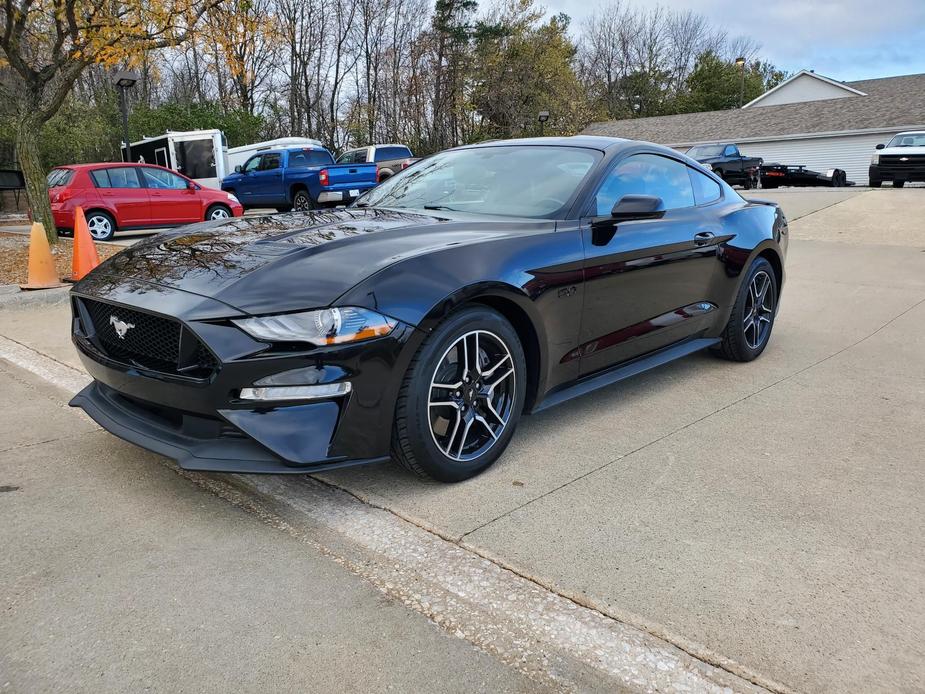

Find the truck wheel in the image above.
[
  {"left": 293, "top": 189, "right": 314, "bottom": 211},
  {"left": 892, "top": 180, "right": 905, "bottom": 188},
  {"left": 869, "top": 179, "right": 882, "bottom": 188}
]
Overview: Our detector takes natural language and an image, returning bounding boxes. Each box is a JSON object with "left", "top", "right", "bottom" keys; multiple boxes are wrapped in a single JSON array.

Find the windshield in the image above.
[
  {"left": 886, "top": 133, "right": 925, "bottom": 147},
  {"left": 687, "top": 145, "right": 725, "bottom": 158},
  {"left": 46, "top": 168, "right": 74, "bottom": 187},
  {"left": 356, "top": 145, "right": 601, "bottom": 218}
]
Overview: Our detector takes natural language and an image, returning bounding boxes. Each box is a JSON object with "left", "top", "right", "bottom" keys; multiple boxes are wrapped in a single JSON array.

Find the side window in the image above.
[
  {"left": 689, "top": 168, "right": 722, "bottom": 205},
  {"left": 593, "top": 153, "right": 695, "bottom": 216},
  {"left": 340, "top": 150, "right": 361, "bottom": 164},
  {"left": 91, "top": 167, "right": 142, "bottom": 188},
  {"left": 260, "top": 153, "right": 281, "bottom": 171},
  {"left": 141, "top": 168, "right": 188, "bottom": 190},
  {"left": 242, "top": 156, "right": 261, "bottom": 173},
  {"left": 724, "top": 145, "right": 738, "bottom": 157}
]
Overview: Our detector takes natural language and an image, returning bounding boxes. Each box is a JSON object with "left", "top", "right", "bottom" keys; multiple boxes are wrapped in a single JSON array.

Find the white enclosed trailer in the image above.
[{"left": 121, "top": 129, "right": 228, "bottom": 189}]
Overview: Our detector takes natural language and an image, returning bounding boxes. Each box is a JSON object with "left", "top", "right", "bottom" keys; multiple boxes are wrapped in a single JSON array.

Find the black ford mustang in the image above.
[{"left": 70, "top": 136, "right": 787, "bottom": 482}]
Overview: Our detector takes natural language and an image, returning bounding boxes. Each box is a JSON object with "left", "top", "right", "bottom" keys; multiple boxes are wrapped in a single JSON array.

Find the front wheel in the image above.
[
  {"left": 892, "top": 180, "right": 905, "bottom": 188},
  {"left": 392, "top": 306, "right": 526, "bottom": 482},
  {"left": 714, "top": 257, "right": 778, "bottom": 362},
  {"left": 205, "top": 204, "right": 232, "bottom": 221}
]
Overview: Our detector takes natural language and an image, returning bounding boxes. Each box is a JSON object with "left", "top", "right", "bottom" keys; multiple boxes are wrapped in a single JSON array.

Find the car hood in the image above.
[
  {"left": 880, "top": 145, "right": 925, "bottom": 156},
  {"left": 77, "top": 208, "right": 538, "bottom": 316}
]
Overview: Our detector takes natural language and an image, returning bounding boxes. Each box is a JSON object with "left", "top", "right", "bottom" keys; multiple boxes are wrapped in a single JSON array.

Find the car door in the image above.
[
  {"left": 576, "top": 152, "right": 723, "bottom": 376},
  {"left": 89, "top": 167, "right": 150, "bottom": 228},
  {"left": 139, "top": 167, "right": 201, "bottom": 225},
  {"left": 236, "top": 155, "right": 263, "bottom": 204},
  {"left": 249, "top": 152, "right": 284, "bottom": 205}
]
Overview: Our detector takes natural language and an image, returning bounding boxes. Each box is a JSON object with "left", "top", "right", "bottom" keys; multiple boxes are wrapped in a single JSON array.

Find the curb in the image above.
[{"left": 0, "top": 284, "right": 71, "bottom": 310}]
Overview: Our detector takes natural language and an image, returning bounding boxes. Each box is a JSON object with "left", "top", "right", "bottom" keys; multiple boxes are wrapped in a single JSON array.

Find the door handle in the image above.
[{"left": 694, "top": 231, "right": 715, "bottom": 246}]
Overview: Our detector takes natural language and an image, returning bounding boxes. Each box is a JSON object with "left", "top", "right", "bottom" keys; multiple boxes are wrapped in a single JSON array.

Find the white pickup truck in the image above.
[{"left": 869, "top": 131, "right": 925, "bottom": 188}]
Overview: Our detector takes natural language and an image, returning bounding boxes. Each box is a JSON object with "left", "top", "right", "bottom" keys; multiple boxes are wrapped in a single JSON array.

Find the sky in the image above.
[{"left": 545, "top": 0, "right": 925, "bottom": 82}]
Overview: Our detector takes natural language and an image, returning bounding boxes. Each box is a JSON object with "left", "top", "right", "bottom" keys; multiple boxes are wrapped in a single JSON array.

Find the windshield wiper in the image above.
[{"left": 423, "top": 204, "right": 458, "bottom": 211}]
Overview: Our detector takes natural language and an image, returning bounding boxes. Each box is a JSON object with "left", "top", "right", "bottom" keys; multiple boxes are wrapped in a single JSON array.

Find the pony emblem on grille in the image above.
[{"left": 109, "top": 315, "right": 135, "bottom": 339}]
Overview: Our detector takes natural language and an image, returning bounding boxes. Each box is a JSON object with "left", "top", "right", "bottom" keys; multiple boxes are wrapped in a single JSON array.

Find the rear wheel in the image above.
[
  {"left": 869, "top": 179, "right": 882, "bottom": 188},
  {"left": 392, "top": 306, "right": 526, "bottom": 482},
  {"left": 714, "top": 257, "right": 778, "bottom": 362},
  {"left": 292, "top": 189, "right": 314, "bottom": 211},
  {"left": 892, "top": 180, "right": 905, "bottom": 188},
  {"left": 85, "top": 211, "right": 115, "bottom": 241},
  {"left": 205, "top": 204, "right": 231, "bottom": 221}
]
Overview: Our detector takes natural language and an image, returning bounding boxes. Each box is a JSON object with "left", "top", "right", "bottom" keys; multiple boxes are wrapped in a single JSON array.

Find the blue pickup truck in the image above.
[{"left": 220, "top": 146, "right": 378, "bottom": 212}]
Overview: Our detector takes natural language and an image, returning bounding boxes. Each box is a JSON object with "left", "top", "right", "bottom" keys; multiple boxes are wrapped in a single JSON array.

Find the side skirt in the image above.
[{"left": 531, "top": 337, "right": 720, "bottom": 413}]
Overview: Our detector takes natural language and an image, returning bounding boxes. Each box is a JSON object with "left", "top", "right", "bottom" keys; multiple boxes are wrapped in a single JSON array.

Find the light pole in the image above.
[
  {"left": 538, "top": 111, "right": 550, "bottom": 137},
  {"left": 735, "top": 57, "right": 746, "bottom": 108},
  {"left": 113, "top": 71, "right": 139, "bottom": 162}
]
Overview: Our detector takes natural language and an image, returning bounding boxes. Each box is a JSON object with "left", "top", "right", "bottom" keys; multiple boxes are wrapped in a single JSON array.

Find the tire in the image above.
[
  {"left": 292, "top": 189, "right": 314, "bottom": 211},
  {"left": 391, "top": 306, "right": 526, "bottom": 482},
  {"left": 205, "top": 204, "right": 232, "bottom": 221},
  {"left": 713, "top": 257, "right": 778, "bottom": 362},
  {"left": 85, "top": 210, "right": 115, "bottom": 241},
  {"left": 869, "top": 179, "right": 882, "bottom": 188},
  {"left": 892, "top": 180, "right": 905, "bottom": 188}
]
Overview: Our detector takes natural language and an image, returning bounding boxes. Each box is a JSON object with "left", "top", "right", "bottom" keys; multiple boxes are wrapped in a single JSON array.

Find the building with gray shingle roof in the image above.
[{"left": 582, "top": 71, "right": 925, "bottom": 185}]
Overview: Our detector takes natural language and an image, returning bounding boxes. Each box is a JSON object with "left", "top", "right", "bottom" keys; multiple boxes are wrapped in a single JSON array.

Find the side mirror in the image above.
[
  {"left": 591, "top": 195, "right": 665, "bottom": 246},
  {"left": 875, "top": 144, "right": 885, "bottom": 150},
  {"left": 610, "top": 194, "right": 665, "bottom": 221},
  {"left": 187, "top": 180, "right": 196, "bottom": 190},
  {"left": 234, "top": 165, "right": 243, "bottom": 173}
]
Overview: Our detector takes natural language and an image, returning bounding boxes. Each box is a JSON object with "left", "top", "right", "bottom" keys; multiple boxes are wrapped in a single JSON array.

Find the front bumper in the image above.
[
  {"left": 870, "top": 163, "right": 925, "bottom": 183},
  {"left": 71, "top": 380, "right": 386, "bottom": 473},
  {"left": 67, "top": 287, "right": 418, "bottom": 474}
]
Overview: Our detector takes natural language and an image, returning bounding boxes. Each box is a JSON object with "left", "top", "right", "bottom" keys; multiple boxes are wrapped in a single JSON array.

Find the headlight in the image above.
[
  {"left": 871, "top": 153, "right": 880, "bottom": 165},
  {"left": 233, "top": 307, "right": 396, "bottom": 345},
  {"left": 227, "top": 192, "right": 240, "bottom": 203}
]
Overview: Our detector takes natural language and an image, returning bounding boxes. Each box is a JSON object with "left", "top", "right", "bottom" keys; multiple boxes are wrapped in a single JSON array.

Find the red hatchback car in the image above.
[{"left": 47, "top": 163, "right": 243, "bottom": 241}]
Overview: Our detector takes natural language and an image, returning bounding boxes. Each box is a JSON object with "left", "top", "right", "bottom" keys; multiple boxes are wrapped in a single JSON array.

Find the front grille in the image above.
[
  {"left": 879, "top": 154, "right": 925, "bottom": 174},
  {"left": 76, "top": 298, "right": 218, "bottom": 378}
]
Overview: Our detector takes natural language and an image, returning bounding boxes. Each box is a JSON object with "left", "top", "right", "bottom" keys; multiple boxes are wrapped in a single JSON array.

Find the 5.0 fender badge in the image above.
[{"left": 109, "top": 315, "right": 135, "bottom": 339}]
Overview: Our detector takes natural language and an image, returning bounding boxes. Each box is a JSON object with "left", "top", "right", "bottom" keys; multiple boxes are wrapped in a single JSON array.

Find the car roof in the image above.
[
  {"left": 462, "top": 135, "right": 630, "bottom": 152},
  {"left": 54, "top": 162, "right": 167, "bottom": 171}
]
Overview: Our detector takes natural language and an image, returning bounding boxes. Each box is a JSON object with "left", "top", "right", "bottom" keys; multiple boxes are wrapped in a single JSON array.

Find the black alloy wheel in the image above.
[
  {"left": 392, "top": 306, "right": 525, "bottom": 482},
  {"left": 714, "top": 257, "right": 778, "bottom": 362}
]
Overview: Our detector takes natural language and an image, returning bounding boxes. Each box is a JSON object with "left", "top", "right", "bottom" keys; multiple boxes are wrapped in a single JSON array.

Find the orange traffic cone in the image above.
[
  {"left": 19, "top": 222, "right": 66, "bottom": 290},
  {"left": 70, "top": 206, "right": 100, "bottom": 282}
]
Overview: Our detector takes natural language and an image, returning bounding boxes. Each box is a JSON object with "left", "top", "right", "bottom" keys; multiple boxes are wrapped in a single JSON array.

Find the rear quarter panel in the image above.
[{"left": 706, "top": 199, "right": 787, "bottom": 334}]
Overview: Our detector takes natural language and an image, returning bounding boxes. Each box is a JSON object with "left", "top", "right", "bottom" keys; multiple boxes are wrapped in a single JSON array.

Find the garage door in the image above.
[{"left": 738, "top": 132, "right": 904, "bottom": 186}]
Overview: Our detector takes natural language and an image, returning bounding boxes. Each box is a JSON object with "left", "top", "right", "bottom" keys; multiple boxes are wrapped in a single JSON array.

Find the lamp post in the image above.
[
  {"left": 538, "top": 111, "right": 550, "bottom": 137},
  {"left": 735, "top": 57, "right": 746, "bottom": 108},
  {"left": 113, "top": 71, "right": 140, "bottom": 162}
]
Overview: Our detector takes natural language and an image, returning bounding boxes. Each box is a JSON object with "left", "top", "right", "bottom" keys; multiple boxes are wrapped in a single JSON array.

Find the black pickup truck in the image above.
[{"left": 687, "top": 143, "right": 762, "bottom": 189}]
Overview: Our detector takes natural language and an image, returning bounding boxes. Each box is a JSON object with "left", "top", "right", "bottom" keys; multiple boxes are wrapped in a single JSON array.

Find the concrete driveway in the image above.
[{"left": 1, "top": 188, "right": 923, "bottom": 692}]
